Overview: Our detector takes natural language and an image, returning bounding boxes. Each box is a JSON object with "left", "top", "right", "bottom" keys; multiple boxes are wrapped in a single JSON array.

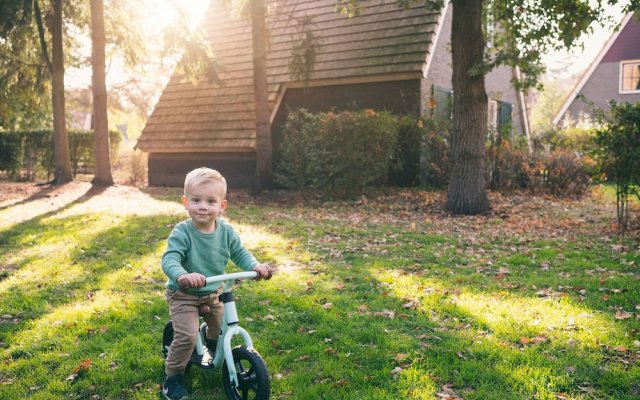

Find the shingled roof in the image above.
[{"left": 136, "top": 0, "right": 440, "bottom": 153}]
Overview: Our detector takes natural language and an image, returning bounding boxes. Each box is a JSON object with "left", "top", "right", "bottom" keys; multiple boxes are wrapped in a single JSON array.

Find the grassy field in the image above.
[{"left": 0, "top": 183, "right": 638, "bottom": 399}]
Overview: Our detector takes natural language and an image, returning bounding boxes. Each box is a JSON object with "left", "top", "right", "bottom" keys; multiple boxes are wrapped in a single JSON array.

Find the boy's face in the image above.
[{"left": 181, "top": 180, "right": 227, "bottom": 233}]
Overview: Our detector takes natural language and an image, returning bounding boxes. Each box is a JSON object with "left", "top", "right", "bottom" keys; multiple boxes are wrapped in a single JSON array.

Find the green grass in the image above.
[{"left": 0, "top": 186, "right": 638, "bottom": 399}]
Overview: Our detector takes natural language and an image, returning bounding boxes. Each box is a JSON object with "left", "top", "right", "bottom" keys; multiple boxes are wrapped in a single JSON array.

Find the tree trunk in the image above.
[
  {"left": 446, "top": 0, "right": 489, "bottom": 215},
  {"left": 251, "top": 0, "right": 272, "bottom": 192},
  {"left": 90, "top": 0, "right": 113, "bottom": 186},
  {"left": 51, "top": 0, "right": 73, "bottom": 184}
]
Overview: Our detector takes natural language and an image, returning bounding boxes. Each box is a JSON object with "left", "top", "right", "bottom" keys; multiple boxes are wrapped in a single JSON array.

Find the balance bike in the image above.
[{"left": 162, "top": 271, "right": 270, "bottom": 400}]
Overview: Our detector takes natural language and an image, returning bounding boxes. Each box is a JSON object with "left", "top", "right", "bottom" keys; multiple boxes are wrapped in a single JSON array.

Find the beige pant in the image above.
[{"left": 164, "top": 288, "right": 223, "bottom": 377}]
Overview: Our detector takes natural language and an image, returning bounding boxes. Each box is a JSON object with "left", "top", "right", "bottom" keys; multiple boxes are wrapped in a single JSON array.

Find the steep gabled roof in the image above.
[
  {"left": 137, "top": 0, "right": 441, "bottom": 153},
  {"left": 552, "top": 12, "right": 635, "bottom": 126}
]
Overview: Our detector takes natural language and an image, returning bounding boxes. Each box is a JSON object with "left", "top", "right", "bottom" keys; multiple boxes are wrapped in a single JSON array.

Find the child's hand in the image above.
[
  {"left": 177, "top": 272, "right": 207, "bottom": 290},
  {"left": 253, "top": 263, "right": 274, "bottom": 280}
]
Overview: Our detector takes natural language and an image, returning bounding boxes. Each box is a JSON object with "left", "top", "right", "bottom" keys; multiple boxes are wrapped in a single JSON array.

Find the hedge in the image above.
[{"left": 0, "top": 129, "right": 121, "bottom": 181}]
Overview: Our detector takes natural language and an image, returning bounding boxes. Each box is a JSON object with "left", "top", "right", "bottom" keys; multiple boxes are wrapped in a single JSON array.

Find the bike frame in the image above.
[{"left": 193, "top": 271, "right": 258, "bottom": 388}]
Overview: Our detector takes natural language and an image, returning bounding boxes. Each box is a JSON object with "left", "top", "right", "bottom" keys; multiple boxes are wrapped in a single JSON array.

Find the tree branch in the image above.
[{"left": 33, "top": 0, "right": 51, "bottom": 72}]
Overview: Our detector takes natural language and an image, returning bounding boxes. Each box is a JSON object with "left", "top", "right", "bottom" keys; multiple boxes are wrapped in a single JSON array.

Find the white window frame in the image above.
[{"left": 619, "top": 59, "right": 640, "bottom": 94}]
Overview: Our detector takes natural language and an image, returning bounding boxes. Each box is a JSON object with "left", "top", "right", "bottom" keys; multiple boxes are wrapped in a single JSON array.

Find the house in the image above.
[
  {"left": 554, "top": 12, "right": 640, "bottom": 127},
  {"left": 136, "top": 0, "right": 531, "bottom": 187}
]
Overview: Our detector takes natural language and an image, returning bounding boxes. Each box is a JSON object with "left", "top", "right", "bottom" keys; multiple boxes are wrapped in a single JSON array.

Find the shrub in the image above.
[
  {"left": 389, "top": 116, "right": 426, "bottom": 187},
  {"left": 538, "top": 151, "right": 591, "bottom": 197},
  {"left": 275, "top": 108, "right": 322, "bottom": 191},
  {"left": 419, "top": 120, "right": 449, "bottom": 187},
  {"left": 317, "top": 109, "right": 397, "bottom": 195},
  {"left": 552, "top": 127, "right": 596, "bottom": 154},
  {"left": 0, "top": 131, "right": 23, "bottom": 180},
  {"left": 594, "top": 101, "right": 640, "bottom": 232},
  {"left": 486, "top": 140, "right": 531, "bottom": 191},
  {"left": 485, "top": 142, "right": 590, "bottom": 197},
  {"left": 276, "top": 109, "right": 397, "bottom": 197},
  {"left": 0, "top": 129, "right": 121, "bottom": 181}
]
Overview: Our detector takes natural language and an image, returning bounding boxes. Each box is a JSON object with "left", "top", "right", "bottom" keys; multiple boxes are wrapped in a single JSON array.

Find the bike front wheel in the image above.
[{"left": 222, "top": 346, "right": 270, "bottom": 400}]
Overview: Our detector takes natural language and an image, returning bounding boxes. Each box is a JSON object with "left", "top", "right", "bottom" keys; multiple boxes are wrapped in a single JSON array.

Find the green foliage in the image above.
[
  {"left": 0, "top": 129, "right": 121, "bottom": 181},
  {"left": 288, "top": 16, "right": 320, "bottom": 83},
  {"left": 276, "top": 109, "right": 398, "bottom": 197},
  {"left": 419, "top": 119, "right": 450, "bottom": 188},
  {"left": 0, "top": 131, "right": 22, "bottom": 179},
  {"left": 389, "top": 116, "right": 426, "bottom": 187},
  {"left": 594, "top": 101, "right": 640, "bottom": 232},
  {"left": 535, "top": 127, "right": 596, "bottom": 155},
  {"left": 274, "top": 109, "right": 322, "bottom": 191}
]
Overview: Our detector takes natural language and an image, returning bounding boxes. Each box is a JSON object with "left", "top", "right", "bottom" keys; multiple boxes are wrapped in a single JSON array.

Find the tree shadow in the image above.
[
  {"left": 1, "top": 192, "right": 638, "bottom": 399},
  {"left": 0, "top": 183, "right": 109, "bottom": 232}
]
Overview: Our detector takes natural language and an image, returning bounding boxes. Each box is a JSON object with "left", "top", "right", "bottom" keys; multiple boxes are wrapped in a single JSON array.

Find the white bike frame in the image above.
[{"left": 199, "top": 271, "right": 258, "bottom": 388}]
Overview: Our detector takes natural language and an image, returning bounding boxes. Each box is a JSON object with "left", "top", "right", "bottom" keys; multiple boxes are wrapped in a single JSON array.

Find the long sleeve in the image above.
[{"left": 161, "top": 225, "right": 190, "bottom": 283}]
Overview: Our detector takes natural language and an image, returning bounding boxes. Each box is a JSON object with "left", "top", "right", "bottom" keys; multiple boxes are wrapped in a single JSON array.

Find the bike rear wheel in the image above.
[{"left": 222, "top": 346, "right": 270, "bottom": 400}]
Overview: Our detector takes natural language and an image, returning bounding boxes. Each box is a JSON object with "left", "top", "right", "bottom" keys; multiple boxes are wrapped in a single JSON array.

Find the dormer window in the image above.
[{"left": 620, "top": 60, "right": 640, "bottom": 93}]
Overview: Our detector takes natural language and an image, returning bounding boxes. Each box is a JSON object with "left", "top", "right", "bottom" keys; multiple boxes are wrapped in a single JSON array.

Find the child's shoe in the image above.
[
  {"left": 205, "top": 337, "right": 218, "bottom": 358},
  {"left": 162, "top": 374, "right": 188, "bottom": 400}
]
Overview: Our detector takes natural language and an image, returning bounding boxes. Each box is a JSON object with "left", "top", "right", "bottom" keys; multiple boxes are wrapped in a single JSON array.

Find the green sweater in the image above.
[{"left": 161, "top": 218, "right": 258, "bottom": 295}]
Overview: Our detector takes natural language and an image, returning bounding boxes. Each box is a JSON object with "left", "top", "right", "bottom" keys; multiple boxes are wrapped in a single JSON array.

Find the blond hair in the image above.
[{"left": 184, "top": 168, "right": 227, "bottom": 197}]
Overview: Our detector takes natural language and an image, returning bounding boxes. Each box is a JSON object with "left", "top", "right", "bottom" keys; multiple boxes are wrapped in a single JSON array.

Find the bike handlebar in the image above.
[{"left": 205, "top": 271, "right": 258, "bottom": 284}]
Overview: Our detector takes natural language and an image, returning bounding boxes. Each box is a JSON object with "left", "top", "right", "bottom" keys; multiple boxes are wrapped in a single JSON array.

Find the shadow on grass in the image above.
[{"left": 0, "top": 193, "right": 638, "bottom": 399}]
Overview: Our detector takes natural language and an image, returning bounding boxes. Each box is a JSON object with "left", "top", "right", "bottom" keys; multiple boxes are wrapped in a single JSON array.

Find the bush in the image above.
[
  {"left": 419, "top": 120, "right": 449, "bottom": 187},
  {"left": 0, "top": 132, "right": 23, "bottom": 180},
  {"left": 594, "top": 101, "right": 640, "bottom": 232},
  {"left": 275, "top": 109, "right": 322, "bottom": 191},
  {"left": 0, "top": 129, "right": 121, "bottom": 181},
  {"left": 538, "top": 151, "right": 591, "bottom": 197},
  {"left": 389, "top": 116, "right": 425, "bottom": 187},
  {"left": 486, "top": 140, "right": 531, "bottom": 191},
  {"left": 276, "top": 109, "right": 398, "bottom": 196},
  {"left": 485, "top": 141, "right": 591, "bottom": 197}
]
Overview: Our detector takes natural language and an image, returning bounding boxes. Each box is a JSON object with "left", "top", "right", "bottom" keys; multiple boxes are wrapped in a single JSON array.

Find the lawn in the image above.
[{"left": 0, "top": 182, "right": 638, "bottom": 400}]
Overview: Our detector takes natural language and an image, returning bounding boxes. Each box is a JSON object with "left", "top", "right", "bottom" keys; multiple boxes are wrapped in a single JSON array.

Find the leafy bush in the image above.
[
  {"left": 594, "top": 101, "right": 640, "bottom": 232},
  {"left": 0, "top": 131, "right": 23, "bottom": 180},
  {"left": 276, "top": 109, "right": 398, "bottom": 196},
  {"left": 552, "top": 127, "right": 596, "bottom": 154},
  {"left": 486, "top": 141, "right": 591, "bottom": 197},
  {"left": 419, "top": 120, "right": 450, "bottom": 187},
  {"left": 389, "top": 116, "right": 427, "bottom": 187},
  {"left": 537, "top": 151, "right": 591, "bottom": 197},
  {"left": 275, "top": 109, "right": 322, "bottom": 191},
  {"left": 0, "top": 130, "right": 121, "bottom": 181},
  {"left": 486, "top": 141, "right": 531, "bottom": 191}
]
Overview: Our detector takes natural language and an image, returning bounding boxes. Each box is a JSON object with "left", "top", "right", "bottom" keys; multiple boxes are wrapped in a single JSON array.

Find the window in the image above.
[{"left": 620, "top": 60, "right": 640, "bottom": 93}]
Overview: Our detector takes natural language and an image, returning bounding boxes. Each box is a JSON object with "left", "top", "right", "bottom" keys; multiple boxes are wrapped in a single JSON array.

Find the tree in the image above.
[
  {"left": 446, "top": 0, "right": 489, "bottom": 214},
  {"left": 0, "top": 0, "right": 77, "bottom": 183},
  {"left": 594, "top": 101, "right": 640, "bottom": 233},
  {"left": 40, "top": 0, "right": 73, "bottom": 183},
  {"left": 338, "top": 0, "right": 624, "bottom": 214},
  {"left": 90, "top": 0, "right": 113, "bottom": 186}
]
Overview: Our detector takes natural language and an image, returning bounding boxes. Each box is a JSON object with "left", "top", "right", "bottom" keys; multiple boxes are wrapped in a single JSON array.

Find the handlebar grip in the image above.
[{"left": 205, "top": 271, "right": 258, "bottom": 284}]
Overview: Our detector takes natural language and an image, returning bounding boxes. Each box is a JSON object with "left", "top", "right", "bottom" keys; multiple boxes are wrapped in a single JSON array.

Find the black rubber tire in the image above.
[
  {"left": 222, "top": 346, "right": 270, "bottom": 400},
  {"left": 162, "top": 321, "right": 174, "bottom": 359}
]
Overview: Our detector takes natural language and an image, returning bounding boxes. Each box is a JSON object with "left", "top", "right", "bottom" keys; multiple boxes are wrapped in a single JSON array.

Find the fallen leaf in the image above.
[
  {"left": 390, "top": 366, "right": 403, "bottom": 377},
  {"left": 333, "top": 379, "right": 348, "bottom": 387},
  {"left": 373, "top": 310, "right": 395, "bottom": 319},
  {"left": 394, "top": 353, "right": 408, "bottom": 361},
  {"left": 614, "top": 311, "right": 633, "bottom": 320}
]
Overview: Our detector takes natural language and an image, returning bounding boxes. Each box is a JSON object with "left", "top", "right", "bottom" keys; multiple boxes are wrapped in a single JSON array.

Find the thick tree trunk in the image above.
[
  {"left": 51, "top": 0, "right": 73, "bottom": 184},
  {"left": 446, "top": 0, "right": 489, "bottom": 215},
  {"left": 251, "top": 0, "right": 272, "bottom": 192},
  {"left": 90, "top": 0, "right": 113, "bottom": 186}
]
